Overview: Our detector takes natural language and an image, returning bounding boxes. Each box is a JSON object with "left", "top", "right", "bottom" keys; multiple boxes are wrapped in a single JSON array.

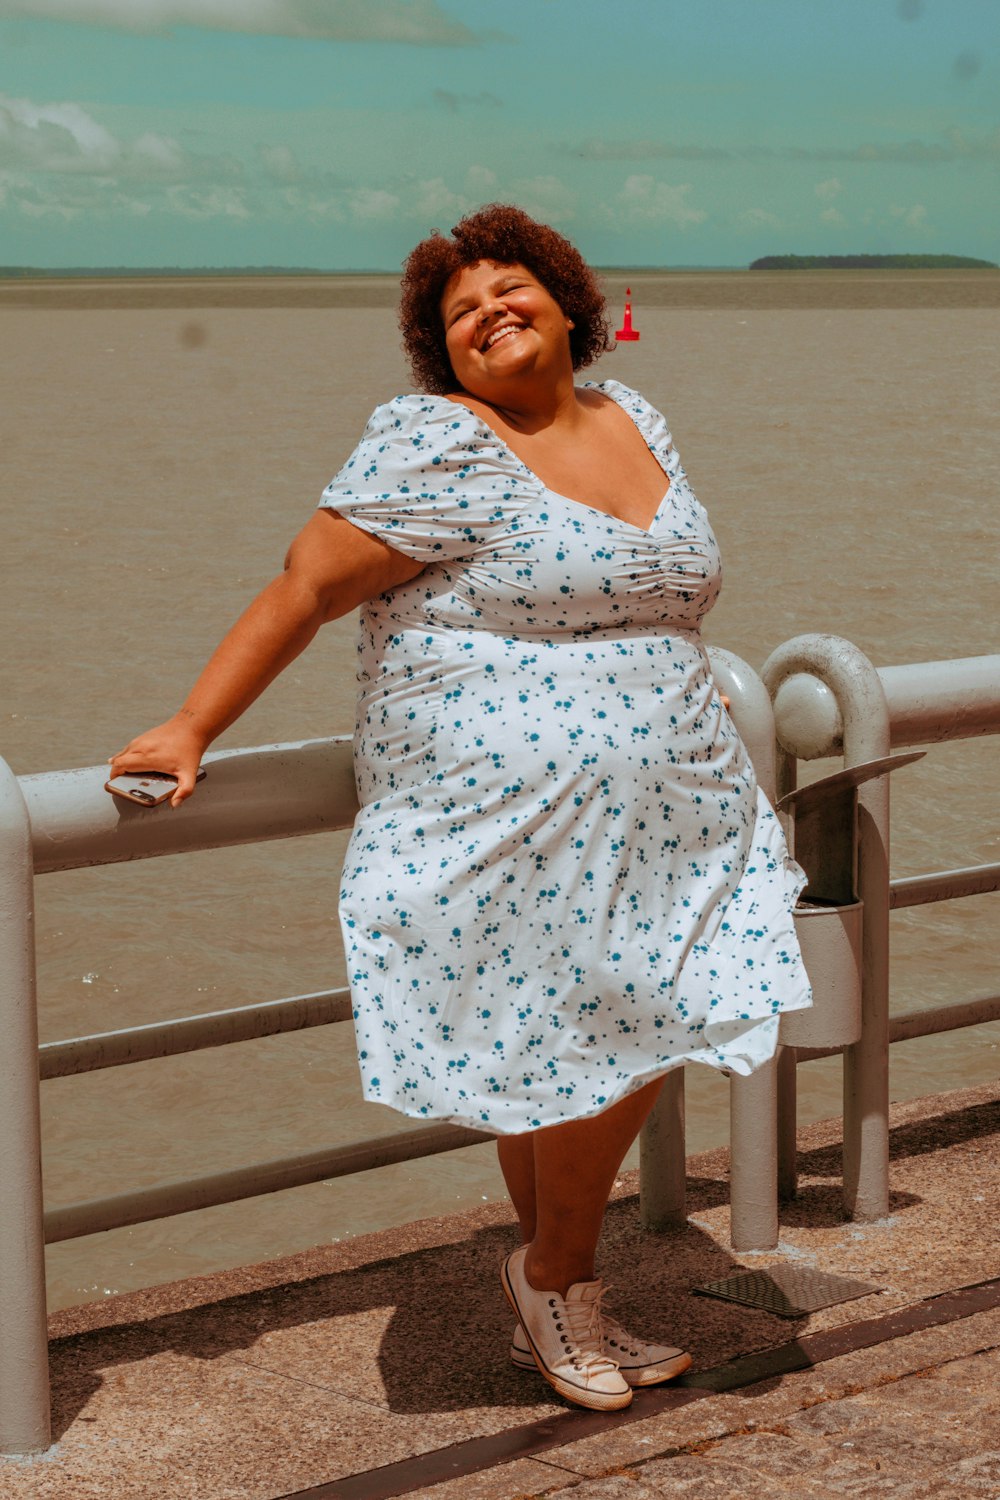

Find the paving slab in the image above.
[{"left": 0, "top": 1080, "right": 996, "bottom": 1500}]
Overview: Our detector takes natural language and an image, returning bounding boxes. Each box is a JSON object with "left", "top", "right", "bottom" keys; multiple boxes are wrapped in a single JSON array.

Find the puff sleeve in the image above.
[{"left": 319, "top": 394, "right": 515, "bottom": 563}]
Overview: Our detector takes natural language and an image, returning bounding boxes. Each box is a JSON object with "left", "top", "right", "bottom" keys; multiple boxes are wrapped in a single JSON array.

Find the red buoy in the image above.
[{"left": 615, "top": 287, "right": 640, "bottom": 342}]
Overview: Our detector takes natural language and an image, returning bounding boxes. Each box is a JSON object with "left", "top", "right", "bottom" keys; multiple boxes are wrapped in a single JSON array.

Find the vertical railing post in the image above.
[
  {"left": 764, "top": 636, "right": 892, "bottom": 1223},
  {"left": 709, "top": 648, "right": 781, "bottom": 1250},
  {"left": 729, "top": 1054, "right": 779, "bottom": 1251},
  {"left": 639, "top": 1067, "right": 686, "bottom": 1228},
  {"left": 776, "top": 1045, "right": 799, "bottom": 1201},
  {"left": 845, "top": 727, "right": 891, "bottom": 1221},
  {"left": 0, "top": 758, "right": 51, "bottom": 1455},
  {"left": 773, "top": 741, "right": 799, "bottom": 1201}
]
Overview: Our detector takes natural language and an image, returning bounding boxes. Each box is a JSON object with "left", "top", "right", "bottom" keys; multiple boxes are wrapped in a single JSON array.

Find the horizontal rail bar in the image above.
[
  {"left": 772, "top": 653, "right": 1000, "bottom": 760},
  {"left": 39, "top": 988, "right": 353, "bottom": 1080},
  {"left": 21, "top": 738, "right": 359, "bottom": 875},
  {"left": 887, "top": 992, "right": 1000, "bottom": 1045},
  {"left": 890, "top": 863, "right": 1000, "bottom": 909},
  {"left": 43, "top": 1122, "right": 491, "bottom": 1244},
  {"left": 795, "top": 992, "right": 1000, "bottom": 1061}
]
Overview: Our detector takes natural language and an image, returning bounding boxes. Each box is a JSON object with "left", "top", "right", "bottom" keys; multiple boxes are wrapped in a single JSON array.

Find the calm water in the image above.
[{"left": 1, "top": 271, "right": 997, "bottom": 1311}]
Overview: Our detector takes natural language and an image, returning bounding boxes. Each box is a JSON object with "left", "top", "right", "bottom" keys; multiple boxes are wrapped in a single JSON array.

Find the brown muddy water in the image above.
[{"left": 1, "top": 270, "right": 997, "bottom": 1311}]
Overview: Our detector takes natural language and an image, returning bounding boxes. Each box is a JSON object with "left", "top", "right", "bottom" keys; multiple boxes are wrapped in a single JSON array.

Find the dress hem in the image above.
[{"left": 359, "top": 1029, "right": 788, "bottom": 1138}]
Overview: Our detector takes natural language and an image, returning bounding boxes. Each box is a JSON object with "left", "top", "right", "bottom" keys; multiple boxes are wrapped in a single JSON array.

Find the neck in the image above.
[{"left": 477, "top": 368, "right": 583, "bottom": 435}]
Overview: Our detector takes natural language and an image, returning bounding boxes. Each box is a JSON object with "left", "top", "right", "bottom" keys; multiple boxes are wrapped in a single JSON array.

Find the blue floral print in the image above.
[{"left": 319, "top": 380, "right": 811, "bottom": 1132}]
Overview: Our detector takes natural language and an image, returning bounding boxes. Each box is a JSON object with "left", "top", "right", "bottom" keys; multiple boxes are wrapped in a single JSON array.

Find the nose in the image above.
[{"left": 476, "top": 294, "right": 506, "bottom": 325}]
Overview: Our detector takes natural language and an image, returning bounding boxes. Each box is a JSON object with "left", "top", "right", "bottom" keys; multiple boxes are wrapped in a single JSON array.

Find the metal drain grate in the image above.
[{"left": 695, "top": 1264, "right": 881, "bottom": 1317}]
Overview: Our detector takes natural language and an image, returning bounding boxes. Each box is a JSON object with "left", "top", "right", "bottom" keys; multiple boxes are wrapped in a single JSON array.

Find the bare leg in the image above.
[
  {"left": 496, "top": 1133, "right": 536, "bottom": 1243},
  {"left": 497, "top": 1078, "right": 663, "bottom": 1295}
]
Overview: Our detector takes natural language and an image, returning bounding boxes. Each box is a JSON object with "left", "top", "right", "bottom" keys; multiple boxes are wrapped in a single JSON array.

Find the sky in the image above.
[{"left": 0, "top": 0, "right": 996, "bottom": 270}]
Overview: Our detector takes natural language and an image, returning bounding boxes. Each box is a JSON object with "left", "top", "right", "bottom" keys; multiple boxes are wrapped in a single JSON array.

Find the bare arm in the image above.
[{"left": 108, "top": 511, "right": 423, "bottom": 805}]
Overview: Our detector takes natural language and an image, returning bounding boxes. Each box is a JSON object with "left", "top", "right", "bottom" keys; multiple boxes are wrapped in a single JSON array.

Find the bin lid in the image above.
[{"left": 776, "top": 750, "right": 924, "bottom": 816}]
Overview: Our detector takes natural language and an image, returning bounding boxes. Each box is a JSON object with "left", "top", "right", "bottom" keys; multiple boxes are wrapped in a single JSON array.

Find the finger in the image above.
[
  {"left": 170, "top": 770, "right": 198, "bottom": 808},
  {"left": 107, "top": 752, "right": 144, "bottom": 778},
  {"left": 109, "top": 744, "right": 147, "bottom": 768},
  {"left": 110, "top": 743, "right": 164, "bottom": 774}
]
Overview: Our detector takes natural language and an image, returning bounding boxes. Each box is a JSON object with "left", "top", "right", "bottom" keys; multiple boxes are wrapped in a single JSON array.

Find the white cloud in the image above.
[
  {"left": 346, "top": 186, "right": 399, "bottom": 222},
  {"left": 0, "top": 0, "right": 498, "bottom": 45},
  {"left": 279, "top": 184, "right": 345, "bottom": 221},
  {"left": 116, "top": 193, "right": 153, "bottom": 216},
  {"left": 165, "top": 184, "right": 251, "bottom": 218},
  {"left": 464, "top": 164, "right": 497, "bottom": 198},
  {"left": 2, "top": 174, "right": 82, "bottom": 217},
  {"left": 736, "top": 206, "right": 783, "bottom": 231},
  {"left": 820, "top": 206, "right": 846, "bottom": 226},
  {"left": 614, "top": 175, "right": 707, "bottom": 228},
  {"left": 0, "top": 91, "right": 250, "bottom": 222},
  {"left": 132, "top": 132, "right": 185, "bottom": 173},
  {"left": 258, "top": 144, "right": 301, "bottom": 184},
  {"left": 0, "top": 93, "right": 121, "bottom": 173},
  {"left": 890, "top": 202, "right": 929, "bottom": 229},
  {"left": 563, "top": 127, "right": 1000, "bottom": 166},
  {"left": 0, "top": 92, "right": 239, "bottom": 183},
  {"left": 413, "top": 176, "right": 468, "bottom": 222},
  {"left": 568, "top": 137, "right": 729, "bottom": 163},
  {"left": 508, "top": 174, "right": 576, "bottom": 224},
  {"left": 814, "top": 177, "right": 843, "bottom": 201}
]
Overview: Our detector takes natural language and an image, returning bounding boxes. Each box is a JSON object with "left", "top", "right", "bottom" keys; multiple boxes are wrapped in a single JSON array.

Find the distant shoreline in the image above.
[
  {"left": 2, "top": 267, "right": 999, "bottom": 312},
  {"left": 2, "top": 256, "right": 997, "bottom": 280},
  {"left": 0, "top": 264, "right": 748, "bottom": 281},
  {"left": 750, "top": 253, "right": 997, "bottom": 270}
]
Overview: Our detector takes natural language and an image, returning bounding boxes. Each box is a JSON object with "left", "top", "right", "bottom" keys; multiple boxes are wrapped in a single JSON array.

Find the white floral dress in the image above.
[{"left": 319, "top": 379, "right": 810, "bottom": 1133}]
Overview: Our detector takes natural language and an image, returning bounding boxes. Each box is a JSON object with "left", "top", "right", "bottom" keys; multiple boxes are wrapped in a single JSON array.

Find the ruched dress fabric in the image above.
[{"left": 320, "top": 380, "right": 811, "bottom": 1133}]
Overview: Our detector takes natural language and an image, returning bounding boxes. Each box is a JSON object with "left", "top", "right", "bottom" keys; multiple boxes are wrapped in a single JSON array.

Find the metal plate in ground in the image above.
[{"left": 695, "top": 1265, "right": 881, "bottom": 1317}]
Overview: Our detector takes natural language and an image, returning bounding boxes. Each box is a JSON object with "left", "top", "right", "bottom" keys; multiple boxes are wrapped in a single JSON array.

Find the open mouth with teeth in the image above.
[{"left": 483, "top": 324, "right": 525, "bottom": 351}]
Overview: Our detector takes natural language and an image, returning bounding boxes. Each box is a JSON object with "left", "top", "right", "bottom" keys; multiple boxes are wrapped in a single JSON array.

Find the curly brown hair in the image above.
[{"left": 399, "top": 203, "right": 613, "bottom": 394}]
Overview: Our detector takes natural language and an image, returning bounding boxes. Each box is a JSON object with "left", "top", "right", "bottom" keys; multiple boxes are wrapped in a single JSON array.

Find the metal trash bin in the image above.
[{"left": 777, "top": 751, "right": 923, "bottom": 1049}]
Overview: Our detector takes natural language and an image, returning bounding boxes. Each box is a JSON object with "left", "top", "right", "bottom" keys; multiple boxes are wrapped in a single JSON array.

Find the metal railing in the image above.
[
  {"left": 2, "top": 636, "right": 998, "bottom": 1454},
  {"left": 767, "top": 641, "right": 999, "bottom": 1214},
  {"left": 639, "top": 641, "right": 999, "bottom": 1241}
]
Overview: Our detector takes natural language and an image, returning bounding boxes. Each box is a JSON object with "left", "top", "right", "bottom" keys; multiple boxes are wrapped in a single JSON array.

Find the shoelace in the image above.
[
  {"left": 600, "top": 1310, "right": 641, "bottom": 1357},
  {"left": 554, "top": 1283, "right": 620, "bottom": 1374}
]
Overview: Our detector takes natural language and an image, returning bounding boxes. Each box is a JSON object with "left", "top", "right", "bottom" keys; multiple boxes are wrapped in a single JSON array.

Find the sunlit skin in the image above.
[
  {"left": 108, "top": 251, "right": 732, "bottom": 1302},
  {"left": 441, "top": 260, "right": 673, "bottom": 533},
  {"left": 107, "top": 516, "right": 423, "bottom": 802}
]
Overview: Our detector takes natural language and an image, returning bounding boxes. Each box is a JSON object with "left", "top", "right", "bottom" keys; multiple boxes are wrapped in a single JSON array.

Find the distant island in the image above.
[{"left": 750, "top": 254, "right": 997, "bottom": 270}]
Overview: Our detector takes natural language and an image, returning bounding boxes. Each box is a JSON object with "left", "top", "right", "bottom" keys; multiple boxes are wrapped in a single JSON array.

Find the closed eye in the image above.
[{"left": 444, "top": 280, "right": 532, "bottom": 328}]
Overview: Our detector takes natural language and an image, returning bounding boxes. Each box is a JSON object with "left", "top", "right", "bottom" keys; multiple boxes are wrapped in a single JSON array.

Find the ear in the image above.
[{"left": 566, "top": 318, "right": 575, "bottom": 330}]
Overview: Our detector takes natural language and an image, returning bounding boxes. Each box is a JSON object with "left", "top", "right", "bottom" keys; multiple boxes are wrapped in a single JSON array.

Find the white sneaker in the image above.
[
  {"left": 500, "top": 1247, "right": 632, "bottom": 1411},
  {"left": 510, "top": 1306, "right": 691, "bottom": 1387}
]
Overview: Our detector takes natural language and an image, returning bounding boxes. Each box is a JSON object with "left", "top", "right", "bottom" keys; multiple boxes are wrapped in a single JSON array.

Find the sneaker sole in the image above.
[
  {"left": 510, "top": 1344, "right": 692, "bottom": 1387},
  {"left": 500, "top": 1259, "right": 633, "bottom": 1412}
]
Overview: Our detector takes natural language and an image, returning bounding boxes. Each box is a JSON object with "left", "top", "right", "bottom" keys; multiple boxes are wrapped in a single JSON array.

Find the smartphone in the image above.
[{"left": 104, "top": 768, "right": 207, "bottom": 806}]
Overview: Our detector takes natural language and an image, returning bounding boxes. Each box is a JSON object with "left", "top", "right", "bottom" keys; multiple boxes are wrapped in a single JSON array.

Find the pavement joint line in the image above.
[
  {"left": 274, "top": 1273, "right": 1000, "bottom": 1500},
  {"left": 234, "top": 1355, "right": 394, "bottom": 1412}
]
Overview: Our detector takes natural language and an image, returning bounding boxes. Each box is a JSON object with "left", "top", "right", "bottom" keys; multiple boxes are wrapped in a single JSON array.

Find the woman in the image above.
[{"left": 110, "top": 204, "right": 810, "bottom": 1414}]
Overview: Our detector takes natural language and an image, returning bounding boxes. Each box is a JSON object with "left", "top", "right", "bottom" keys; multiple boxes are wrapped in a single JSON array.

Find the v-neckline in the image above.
[{"left": 443, "top": 384, "right": 673, "bottom": 538}]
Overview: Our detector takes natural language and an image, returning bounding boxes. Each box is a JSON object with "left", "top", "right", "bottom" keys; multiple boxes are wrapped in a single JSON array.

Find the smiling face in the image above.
[{"left": 440, "top": 260, "right": 575, "bottom": 399}]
